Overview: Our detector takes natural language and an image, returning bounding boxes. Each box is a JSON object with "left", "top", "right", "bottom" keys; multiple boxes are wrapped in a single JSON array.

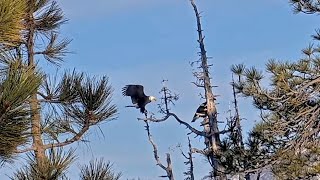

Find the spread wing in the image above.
[{"left": 122, "top": 85, "right": 146, "bottom": 104}]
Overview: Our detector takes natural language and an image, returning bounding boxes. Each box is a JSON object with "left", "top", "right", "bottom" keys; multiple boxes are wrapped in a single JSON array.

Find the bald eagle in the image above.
[
  {"left": 122, "top": 84, "right": 157, "bottom": 114},
  {"left": 192, "top": 102, "right": 207, "bottom": 122}
]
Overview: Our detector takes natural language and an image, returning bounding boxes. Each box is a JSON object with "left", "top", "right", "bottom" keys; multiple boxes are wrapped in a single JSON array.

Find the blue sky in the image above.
[{"left": 1, "top": 0, "right": 320, "bottom": 179}]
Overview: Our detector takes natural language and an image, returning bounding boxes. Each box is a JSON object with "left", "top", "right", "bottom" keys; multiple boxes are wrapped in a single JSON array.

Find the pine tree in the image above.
[
  {"left": 0, "top": 0, "right": 26, "bottom": 46},
  {"left": 232, "top": 40, "right": 320, "bottom": 179},
  {"left": 0, "top": 0, "right": 118, "bottom": 176},
  {"left": 0, "top": 0, "right": 43, "bottom": 163},
  {"left": 229, "top": 1, "right": 320, "bottom": 178},
  {"left": 79, "top": 158, "right": 122, "bottom": 180}
]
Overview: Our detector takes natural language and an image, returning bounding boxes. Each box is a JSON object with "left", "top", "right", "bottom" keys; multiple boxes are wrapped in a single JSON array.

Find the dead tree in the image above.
[
  {"left": 137, "top": 0, "right": 240, "bottom": 179},
  {"left": 189, "top": 0, "right": 226, "bottom": 178},
  {"left": 181, "top": 137, "right": 195, "bottom": 180},
  {"left": 144, "top": 120, "right": 174, "bottom": 180},
  {"left": 138, "top": 80, "right": 234, "bottom": 179},
  {"left": 138, "top": 80, "right": 209, "bottom": 179}
]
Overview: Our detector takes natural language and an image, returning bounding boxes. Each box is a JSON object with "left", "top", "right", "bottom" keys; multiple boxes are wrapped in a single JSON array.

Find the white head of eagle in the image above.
[
  {"left": 149, "top": 96, "right": 157, "bottom": 102},
  {"left": 122, "top": 84, "right": 157, "bottom": 113}
]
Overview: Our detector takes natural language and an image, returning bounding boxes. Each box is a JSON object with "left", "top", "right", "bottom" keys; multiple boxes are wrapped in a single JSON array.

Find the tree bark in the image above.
[
  {"left": 190, "top": 0, "right": 226, "bottom": 179},
  {"left": 26, "top": 0, "right": 46, "bottom": 164}
]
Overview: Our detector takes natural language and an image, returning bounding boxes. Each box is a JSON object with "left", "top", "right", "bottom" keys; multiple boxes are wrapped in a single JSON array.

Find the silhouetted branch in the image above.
[
  {"left": 138, "top": 80, "right": 208, "bottom": 137},
  {"left": 191, "top": 82, "right": 205, "bottom": 88},
  {"left": 17, "top": 122, "right": 90, "bottom": 153},
  {"left": 190, "top": 0, "right": 226, "bottom": 178},
  {"left": 144, "top": 121, "right": 174, "bottom": 180},
  {"left": 181, "top": 137, "right": 195, "bottom": 180},
  {"left": 138, "top": 113, "right": 207, "bottom": 137},
  {"left": 231, "top": 74, "right": 244, "bottom": 148},
  {"left": 290, "top": 0, "right": 320, "bottom": 14}
]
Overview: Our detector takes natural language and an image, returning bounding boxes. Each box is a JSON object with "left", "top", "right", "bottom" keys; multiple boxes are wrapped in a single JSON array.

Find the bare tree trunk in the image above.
[
  {"left": 232, "top": 74, "right": 244, "bottom": 149},
  {"left": 190, "top": 0, "right": 226, "bottom": 179},
  {"left": 26, "top": 0, "right": 46, "bottom": 163}
]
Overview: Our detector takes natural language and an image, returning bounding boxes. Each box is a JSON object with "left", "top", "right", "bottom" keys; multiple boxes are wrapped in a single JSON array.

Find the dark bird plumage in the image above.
[
  {"left": 192, "top": 102, "right": 207, "bottom": 122},
  {"left": 122, "top": 84, "right": 156, "bottom": 113}
]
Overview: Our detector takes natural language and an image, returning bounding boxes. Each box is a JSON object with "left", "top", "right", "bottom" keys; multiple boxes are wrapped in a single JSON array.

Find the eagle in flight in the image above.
[{"left": 122, "top": 84, "right": 157, "bottom": 114}]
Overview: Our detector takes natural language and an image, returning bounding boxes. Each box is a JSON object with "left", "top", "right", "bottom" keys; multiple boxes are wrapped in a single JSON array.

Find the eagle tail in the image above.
[{"left": 192, "top": 114, "right": 198, "bottom": 122}]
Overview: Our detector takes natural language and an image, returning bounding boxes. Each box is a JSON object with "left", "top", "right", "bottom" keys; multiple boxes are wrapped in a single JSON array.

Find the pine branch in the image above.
[
  {"left": 79, "top": 158, "right": 122, "bottom": 180},
  {"left": 11, "top": 147, "right": 76, "bottom": 180},
  {"left": 34, "top": 1, "right": 68, "bottom": 33},
  {"left": 15, "top": 122, "right": 90, "bottom": 153},
  {"left": 35, "top": 33, "right": 71, "bottom": 65},
  {"left": 0, "top": 0, "right": 26, "bottom": 46}
]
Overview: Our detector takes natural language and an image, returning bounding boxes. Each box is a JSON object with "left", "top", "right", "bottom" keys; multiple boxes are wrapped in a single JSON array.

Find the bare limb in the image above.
[
  {"left": 16, "top": 120, "right": 90, "bottom": 153},
  {"left": 138, "top": 113, "right": 208, "bottom": 137},
  {"left": 181, "top": 137, "right": 195, "bottom": 180},
  {"left": 190, "top": 0, "right": 226, "bottom": 178},
  {"left": 191, "top": 82, "right": 205, "bottom": 88},
  {"left": 144, "top": 121, "right": 174, "bottom": 180}
]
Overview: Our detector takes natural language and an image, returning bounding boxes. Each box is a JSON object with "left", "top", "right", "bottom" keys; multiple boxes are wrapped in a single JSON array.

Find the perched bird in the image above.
[
  {"left": 122, "top": 84, "right": 157, "bottom": 114},
  {"left": 192, "top": 102, "right": 207, "bottom": 122}
]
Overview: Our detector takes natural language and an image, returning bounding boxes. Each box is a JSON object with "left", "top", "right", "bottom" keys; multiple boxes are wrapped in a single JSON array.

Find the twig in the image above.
[{"left": 181, "top": 137, "right": 195, "bottom": 180}]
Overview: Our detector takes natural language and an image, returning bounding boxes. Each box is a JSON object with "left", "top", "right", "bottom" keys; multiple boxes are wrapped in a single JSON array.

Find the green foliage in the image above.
[
  {"left": 26, "top": 0, "right": 69, "bottom": 66},
  {"left": 40, "top": 71, "right": 118, "bottom": 142},
  {"left": 66, "top": 75, "right": 117, "bottom": 125},
  {"left": 232, "top": 35, "right": 320, "bottom": 177},
  {"left": 42, "top": 33, "right": 71, "bottom": 65},
  {"left": 10, "top": 148, "right": 76, "bottom": 180},
  {"left": 0, "top": 61, "right": 42, "bottom": 162},
  {"left": 219, "top": 120, "right": 278, "bottom": 175},
  {"left": 0, "top": 0, "right": 118, "bottom": 177},
  {"left": 23, "top": 0, "right": 118, "bottom": 145},
  {"left": 272, "top": 147, "right": 320, "bottom": 179},
  {"left": 79, "top": 158, "right": 122, "bottom": 180},
  {"left": 0, "top": 0, "right": 26, "bottom": 46},
  {"left": 33, "top": 1, "right": 67, "bottom": 33}
]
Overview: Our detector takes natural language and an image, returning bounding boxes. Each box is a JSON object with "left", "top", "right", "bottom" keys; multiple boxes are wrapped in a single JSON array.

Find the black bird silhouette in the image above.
[
  {"left": 192, "top": 102, "right": 207, "bottom": 122},
  {"left": 122, "top": 84, "right": 156, "bottom": 114}
]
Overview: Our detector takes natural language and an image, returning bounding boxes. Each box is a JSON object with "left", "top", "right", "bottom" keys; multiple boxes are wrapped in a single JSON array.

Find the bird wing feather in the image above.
[
  {"left": 192, "top": 102, "right": 207, "bottom": 122},
  {"left": 122, "top": 85, "right": 146, "bottom": 104}
]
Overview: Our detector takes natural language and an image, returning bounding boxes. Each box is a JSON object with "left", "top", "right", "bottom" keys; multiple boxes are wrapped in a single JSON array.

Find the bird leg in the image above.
[{"left": 144, "top": 110, "right": 148, "bottom": 118}]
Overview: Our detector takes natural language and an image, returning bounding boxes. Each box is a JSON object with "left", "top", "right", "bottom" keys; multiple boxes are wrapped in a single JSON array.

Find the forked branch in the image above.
[
  {"left": 144, "top": 121, "right": 174, "bottom": 180},
  {"left": 139, "top": 113, "right": 207, "bottom": 137},
  {"left": 181, "top": 137, "right": 195, "bottom": 180}
]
